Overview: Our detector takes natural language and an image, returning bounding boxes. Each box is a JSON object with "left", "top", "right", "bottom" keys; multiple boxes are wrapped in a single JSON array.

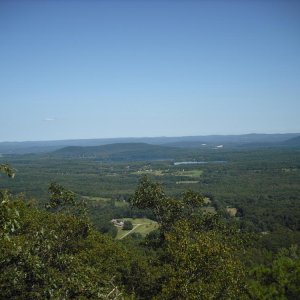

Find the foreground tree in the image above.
[
  {"left": 0, "top": 168, "right": 129, "bottom": 299},
  {"left": 129, "top": 176, "right": 249, "bottom": 299},
  {"left": 160, "top": 219, "right": 248, "bottom": 299},
  {"left": 248, "top": 245, "right": 300, "bottom": 299},
  {"left": 0, "top": 164, "right": 19, "bottom": 240}
]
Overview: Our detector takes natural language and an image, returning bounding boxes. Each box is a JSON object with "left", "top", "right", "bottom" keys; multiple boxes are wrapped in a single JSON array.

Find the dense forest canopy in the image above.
[{"left": 1, "top": 158, "right": 300, "bottom": 299}]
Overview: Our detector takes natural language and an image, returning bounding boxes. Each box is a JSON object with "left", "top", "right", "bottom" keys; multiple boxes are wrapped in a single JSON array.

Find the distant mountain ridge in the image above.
[
  {"left": 283, "top": 136, "right": 300, "bottom": 146},
  {"left": 51, "top": 143, "right": 185, "bottom": 161},
  {"left": 0, "top": 133, "right": 299, "bottom": 154}
]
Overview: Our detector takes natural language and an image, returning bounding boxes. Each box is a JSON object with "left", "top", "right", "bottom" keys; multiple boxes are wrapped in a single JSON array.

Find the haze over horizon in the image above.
[
  {"left": 1, "top": 0, "right": 300, "bottom": 142},
  {"left": 1, "top": 132, "right": 300, "bottom": 145}
]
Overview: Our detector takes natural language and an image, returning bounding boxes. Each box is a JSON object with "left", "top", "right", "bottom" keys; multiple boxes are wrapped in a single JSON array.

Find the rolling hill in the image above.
[
  {"left": 50, "top": 143, "right": 187, "bottom": 161},
  {"left": 1, "top": 133, "right": 299, "bottom": 154},
  {"left": 283, "top": 136, "right": 300, "bottom": 147}
]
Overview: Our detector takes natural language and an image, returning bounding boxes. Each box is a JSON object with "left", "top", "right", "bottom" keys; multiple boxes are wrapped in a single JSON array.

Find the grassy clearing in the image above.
[
  {"left": 83, "top": 196, "right": 129, "bottom": 207},
  {"left": 82, "top": 196, "right": 111, "bottom": 202},
  {"left": 132, "top": 170, "right": 164, "bottom": 176},
  {"left": 114, "top": 200, "right": 129, "bottom": 208},
  {"left": 116, "top": 218, "right": 159, "bottom": 239},
  {"left": 174, "top": 169, "right": 203, "bottom": 177}
]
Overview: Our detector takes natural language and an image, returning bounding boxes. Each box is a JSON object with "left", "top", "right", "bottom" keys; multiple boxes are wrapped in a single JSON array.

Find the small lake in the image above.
[{"left": 174, "top": 161, "right": 226, "bottom": 166}]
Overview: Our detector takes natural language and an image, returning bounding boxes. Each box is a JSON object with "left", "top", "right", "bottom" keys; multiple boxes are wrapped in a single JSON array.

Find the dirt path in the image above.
[{"left": 119, "top": 224, "right": 142, "bottom": 240}]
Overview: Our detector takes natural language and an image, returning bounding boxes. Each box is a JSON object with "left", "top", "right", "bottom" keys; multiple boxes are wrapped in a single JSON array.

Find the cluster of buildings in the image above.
[{"left": 111, "top": 219, "right": 124, "bottom": 227}]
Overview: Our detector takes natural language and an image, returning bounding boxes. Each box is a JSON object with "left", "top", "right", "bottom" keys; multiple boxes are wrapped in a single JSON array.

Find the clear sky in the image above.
[{"left": 1, "top": 0, "right": 300, "bottom": 142}]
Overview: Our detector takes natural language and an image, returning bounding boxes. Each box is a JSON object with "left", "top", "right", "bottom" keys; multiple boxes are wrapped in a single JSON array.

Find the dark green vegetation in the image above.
[
  {"left": 1, "top": 142, "right": 300, "bottom": 299},
  {"left": 122, "top": 220, "right": 133, "bottom": 231},
  {"left": 2, "top": 145, "right": 300, "bottom": 244}
]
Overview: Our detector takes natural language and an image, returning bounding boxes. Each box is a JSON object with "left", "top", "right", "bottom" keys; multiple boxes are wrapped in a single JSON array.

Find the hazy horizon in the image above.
[
  {"left": 1, "top": 0, "right": 300, "bottom": 141},
  {"left": 1, "top": 131, "right": 300, "bottom": 144}
]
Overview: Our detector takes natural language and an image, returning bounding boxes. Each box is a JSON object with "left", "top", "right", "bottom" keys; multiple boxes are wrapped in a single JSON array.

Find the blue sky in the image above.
[{"left": 1, "top": 0, "right": 299, "bottom": 141}]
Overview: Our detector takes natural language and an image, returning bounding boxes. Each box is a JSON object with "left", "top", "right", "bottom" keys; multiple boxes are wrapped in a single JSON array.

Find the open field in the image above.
[
  {"left": 116, "top": 218, "right": 159, "bottom": 239},
  {"left": 132, "top": 169, "right": 164, "bottom": 176},
  {"left": 174, "top": 169, "right": 203, "bottom": 177},
  {"left": 82, "top": 196, "right": 111, "bottom": 202}
]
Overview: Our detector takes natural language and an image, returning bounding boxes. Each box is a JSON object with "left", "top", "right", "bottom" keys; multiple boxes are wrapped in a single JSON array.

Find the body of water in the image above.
[{"left": 174, "top": 161, "right": 226, "bottom": 166}]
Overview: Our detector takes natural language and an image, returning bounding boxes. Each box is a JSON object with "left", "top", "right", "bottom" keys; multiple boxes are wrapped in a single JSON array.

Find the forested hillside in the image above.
[
  {"left": 50, "top": 143, "right": 186, "bottom": 160},
  {"left": 284, "top": 136, "right": 300, "bottom": 147}
]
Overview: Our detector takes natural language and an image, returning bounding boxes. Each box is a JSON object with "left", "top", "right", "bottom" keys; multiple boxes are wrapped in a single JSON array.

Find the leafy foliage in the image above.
[
  {"left": 0, "top": 164, "right": 15, "bottom": 178},
  {"left": 160, "top": 219, "right": 248, "bottom": 299},
  {"left": 0, "top": 199, "right": 129, "bottom": 299},
  {"left": 129, "top": 176, "right": 248, "bottom": 299},
  {"left": 47, "top": 182, "right": 87, "bottom": 218},
  {"left": 0, "top": 190, "right": 20, "bottom": 240},
  {"left": 0, "top": 164, "right": 19, "bottom": 240},
  {"left": 131, "top": 176, "right": 205, "bottom": 233},
  {"left": 123, "top": 220, "right": 133, "bottom": 231},
  {"left": 0, "top": 167, "right": 128, "bottom": 299},
  {"left": 248, "top": 246, "right": 300, "bottom": 299}
]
